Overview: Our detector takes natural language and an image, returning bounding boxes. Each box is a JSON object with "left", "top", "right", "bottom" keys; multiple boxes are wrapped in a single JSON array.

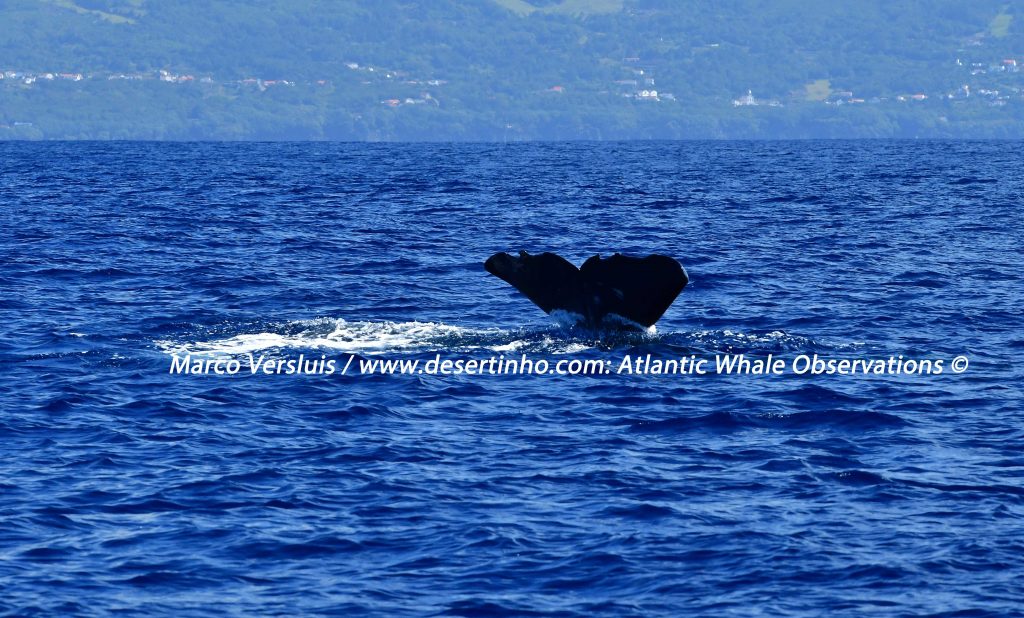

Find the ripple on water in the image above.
[{"left": 2, "top": 141, "right": 1022, "bottom": 617}]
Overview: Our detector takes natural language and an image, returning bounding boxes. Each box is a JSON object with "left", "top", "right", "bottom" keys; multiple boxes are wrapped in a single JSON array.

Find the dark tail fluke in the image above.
[{"left": 484, "top": 251, "right": 688, "bottom": 328}]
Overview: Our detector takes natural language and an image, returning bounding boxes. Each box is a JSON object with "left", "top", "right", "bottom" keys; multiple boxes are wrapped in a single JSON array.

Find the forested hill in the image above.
[{"left": 2, "top": 0, "right": 1023, "bottom": 140}]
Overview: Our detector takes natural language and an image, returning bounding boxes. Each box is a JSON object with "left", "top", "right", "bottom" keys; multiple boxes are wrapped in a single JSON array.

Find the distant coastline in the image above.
[{"left": 2, "top": 1, "right": 1021, "bottom": 140}]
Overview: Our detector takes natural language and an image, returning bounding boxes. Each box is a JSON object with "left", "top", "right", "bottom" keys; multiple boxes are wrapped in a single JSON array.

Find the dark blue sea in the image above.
[{"left": 2, "top": 141, "right": 1022, "bottom": 617}]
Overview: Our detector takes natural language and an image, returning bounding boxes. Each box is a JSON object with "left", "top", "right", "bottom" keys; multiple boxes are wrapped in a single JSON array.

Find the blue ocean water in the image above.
[{"left": 1, "top": 141, "right": 1022, "bottom": 616}]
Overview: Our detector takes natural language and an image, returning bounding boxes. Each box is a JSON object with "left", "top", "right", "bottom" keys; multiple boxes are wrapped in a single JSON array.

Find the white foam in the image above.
[
  {"left": 158, "top": 319, "right": 866, "bottom": 360},
  {"left": 156, "top": 318, "right": 540, "bottom": 358},
  {"left": 490, "top": 339, "right": 529, "bottom": 352},
  {"left": 602, "top": 312, "right": 657, "bottom": 334},
  {"left": 686, "top": 328, "right": 861, "bottom": 353}
]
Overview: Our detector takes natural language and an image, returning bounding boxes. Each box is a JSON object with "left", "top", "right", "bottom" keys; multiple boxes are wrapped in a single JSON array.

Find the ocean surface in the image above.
[{"left": 1, "top": 141, "right": 1022, "bottom": 617}]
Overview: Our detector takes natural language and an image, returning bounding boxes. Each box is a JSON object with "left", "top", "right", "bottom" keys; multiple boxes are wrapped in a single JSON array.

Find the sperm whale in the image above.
[{"left": 484, "top": 251, "right": 688, "bottom": 328}]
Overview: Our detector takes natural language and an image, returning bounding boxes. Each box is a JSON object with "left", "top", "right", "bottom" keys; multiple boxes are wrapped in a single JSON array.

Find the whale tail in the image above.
[{"left": 484, "top": 251, "right": 688, "bottom": 328}]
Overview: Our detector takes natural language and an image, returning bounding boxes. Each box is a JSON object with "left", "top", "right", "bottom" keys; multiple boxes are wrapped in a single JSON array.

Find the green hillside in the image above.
[{"left": 2, "top": 0, "right": 1023, "bottom": 139}]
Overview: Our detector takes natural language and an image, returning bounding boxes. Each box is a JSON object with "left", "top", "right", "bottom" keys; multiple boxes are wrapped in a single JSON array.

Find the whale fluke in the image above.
[{"left": 484, "top": 251, "right": 688, "bottom": 328}]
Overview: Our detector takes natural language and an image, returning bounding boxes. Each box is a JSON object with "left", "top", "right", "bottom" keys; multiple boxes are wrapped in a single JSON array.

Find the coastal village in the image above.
[
  {"left": 3, "top": 51, "right": 1022, "bottom": 110},
  {"left": 0, "top": 60, "right": 448, "bottom": 107},
  {"left": 730, "top": 57, "right": 1021, "bottom": 108},
  {"left": 2, "top": 43, "right": 1022, "bottom": 132}
]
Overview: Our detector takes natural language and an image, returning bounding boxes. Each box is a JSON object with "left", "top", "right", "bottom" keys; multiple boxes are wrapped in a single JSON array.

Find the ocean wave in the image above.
[
  {"left": 155, "top": 318, "right": 611, "bottom": 357},
  {"left": 154, "top": 318, "right": 861, "bottom": 361}
]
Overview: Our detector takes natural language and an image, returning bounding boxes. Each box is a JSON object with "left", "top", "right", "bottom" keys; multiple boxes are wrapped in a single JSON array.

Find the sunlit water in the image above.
[{"left": 2, "top": 141, "right": 1022, "bottom": 616}]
